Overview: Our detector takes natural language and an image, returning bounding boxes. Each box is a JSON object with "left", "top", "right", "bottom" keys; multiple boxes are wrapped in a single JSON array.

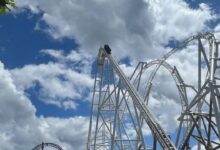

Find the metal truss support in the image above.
[{"left": 86, "top": 33, "right": 220, "bottom": 150}]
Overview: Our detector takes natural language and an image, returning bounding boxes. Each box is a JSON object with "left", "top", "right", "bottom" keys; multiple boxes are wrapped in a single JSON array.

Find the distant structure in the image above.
[
  {"left": 32, "top": 142, "right": 63, "bottom": 150},
  {"left": 86, "top": 33, "right": 220, "bottom": 149}
]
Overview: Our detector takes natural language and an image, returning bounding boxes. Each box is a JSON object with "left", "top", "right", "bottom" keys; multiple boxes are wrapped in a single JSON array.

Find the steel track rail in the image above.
[{"left": 99, "top": 48, "right": 177, "bottom": 150}]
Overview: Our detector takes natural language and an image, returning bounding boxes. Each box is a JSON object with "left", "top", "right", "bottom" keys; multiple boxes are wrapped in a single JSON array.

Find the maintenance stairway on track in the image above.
[{"left": 86, "top": 33, "right": 220, "bottom": 150}]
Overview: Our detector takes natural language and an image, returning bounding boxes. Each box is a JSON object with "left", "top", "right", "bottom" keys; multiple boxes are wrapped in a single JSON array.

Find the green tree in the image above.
[{"left": 0, "top": 0, "right": 15, "bottom": 15}]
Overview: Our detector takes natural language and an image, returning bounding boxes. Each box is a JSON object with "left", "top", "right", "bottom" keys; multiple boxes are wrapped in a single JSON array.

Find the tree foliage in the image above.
[{"left": 0, "top": 0, "right": 16, "bottom": 15}]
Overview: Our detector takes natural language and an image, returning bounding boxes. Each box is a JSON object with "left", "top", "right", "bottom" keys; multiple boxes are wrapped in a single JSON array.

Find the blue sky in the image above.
[
  {"left": 0, "top": 0, "right": 220, "bottom": 149},
  {"left": 0, "top": 10, "right": 90, "bottom": 118}
]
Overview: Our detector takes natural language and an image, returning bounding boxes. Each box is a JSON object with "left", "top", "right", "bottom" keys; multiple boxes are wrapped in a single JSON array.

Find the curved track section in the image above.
[
  {"left": 144, "top": 32, "right": 216, "bottom": 104},
  {"left": 32, "top": 143, "right": 63, "bottom": 150},
  {"left": 130, "top": 60, "right": 189, "bottom": 110}
]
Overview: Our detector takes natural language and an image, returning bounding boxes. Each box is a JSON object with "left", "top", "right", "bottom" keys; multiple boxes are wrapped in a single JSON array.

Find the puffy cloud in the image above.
[
  {"left": 148, "top": 95, "right": 181, "bottom": 132},
  {"left": 38, "top": 116, "right": 90, "bottom": 150},
  {"left": 214, "top": 24, "right": 220, "bottom": 39},
  {"left": 0, "top": 62, "right": 36, "bottom": 130},
  {"left": 0, "top": 61, "right": 90, "bottom": 150},
  {"left": 149, "top": 0, "right": 215, "bottom": 43},
  {"left": 10, "top": 49, "right": 93, "bottom": 110},
  {"left": 14, "top": 0, "right": 216, "bottom": 61}
]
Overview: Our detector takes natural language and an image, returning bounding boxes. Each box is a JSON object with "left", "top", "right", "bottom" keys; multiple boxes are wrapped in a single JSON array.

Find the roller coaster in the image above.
[
  {"left": 32, "top": 142, "right": 63, "bottom": 150},
  {"left": 86, "top": 33, "right": 220, "bottom": 150}
]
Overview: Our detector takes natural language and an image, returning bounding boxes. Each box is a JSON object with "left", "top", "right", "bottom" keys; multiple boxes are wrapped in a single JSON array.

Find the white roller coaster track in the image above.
[{"left": 87, "top": 33, "right": 220, "bottom": 150}]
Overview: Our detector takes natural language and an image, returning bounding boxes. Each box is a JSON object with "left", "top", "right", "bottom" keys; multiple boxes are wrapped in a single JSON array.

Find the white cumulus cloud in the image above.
[
  {"left": 14, "top": 0, "right": 216, "bottom": 61},
  {"left": 10, "top": 49, "right": 93, "bottom": 110},
  {"left": 0, "top": 61, "right": 90, "bottom": 150}
]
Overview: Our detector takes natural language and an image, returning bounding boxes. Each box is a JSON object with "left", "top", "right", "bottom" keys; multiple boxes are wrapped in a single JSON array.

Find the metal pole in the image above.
[
  {"left": 210, "top": 40, "right": 216, "bottom": 82},
  {"left": 198, "top": 39, "right": 202, "bottom": 150},
  {"left": 93, "top": 65, "right": 104, "bottom": 150},
  {"left": 86, "top": 72, "right": 98, "bottom": 150},
  {"left": 111, "top": 82, "right": 121, "bottom": 150}
]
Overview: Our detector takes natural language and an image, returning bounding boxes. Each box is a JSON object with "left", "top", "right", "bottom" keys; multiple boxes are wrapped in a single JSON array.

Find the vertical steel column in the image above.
[
  {"left": 210, "top": 40, "right": 216, "bottom": 82},
  {"left": 86, "top": 72, "right": 98, "bottom": 150},
  {"left": 197, "top": 38, "right": 202, "bottom": 150},
  {"left": 93, "top": 65, "right": 104, "bottom": 150},
  {"left": 111, "top": 82, "right": 121, "bottom": 150}
]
